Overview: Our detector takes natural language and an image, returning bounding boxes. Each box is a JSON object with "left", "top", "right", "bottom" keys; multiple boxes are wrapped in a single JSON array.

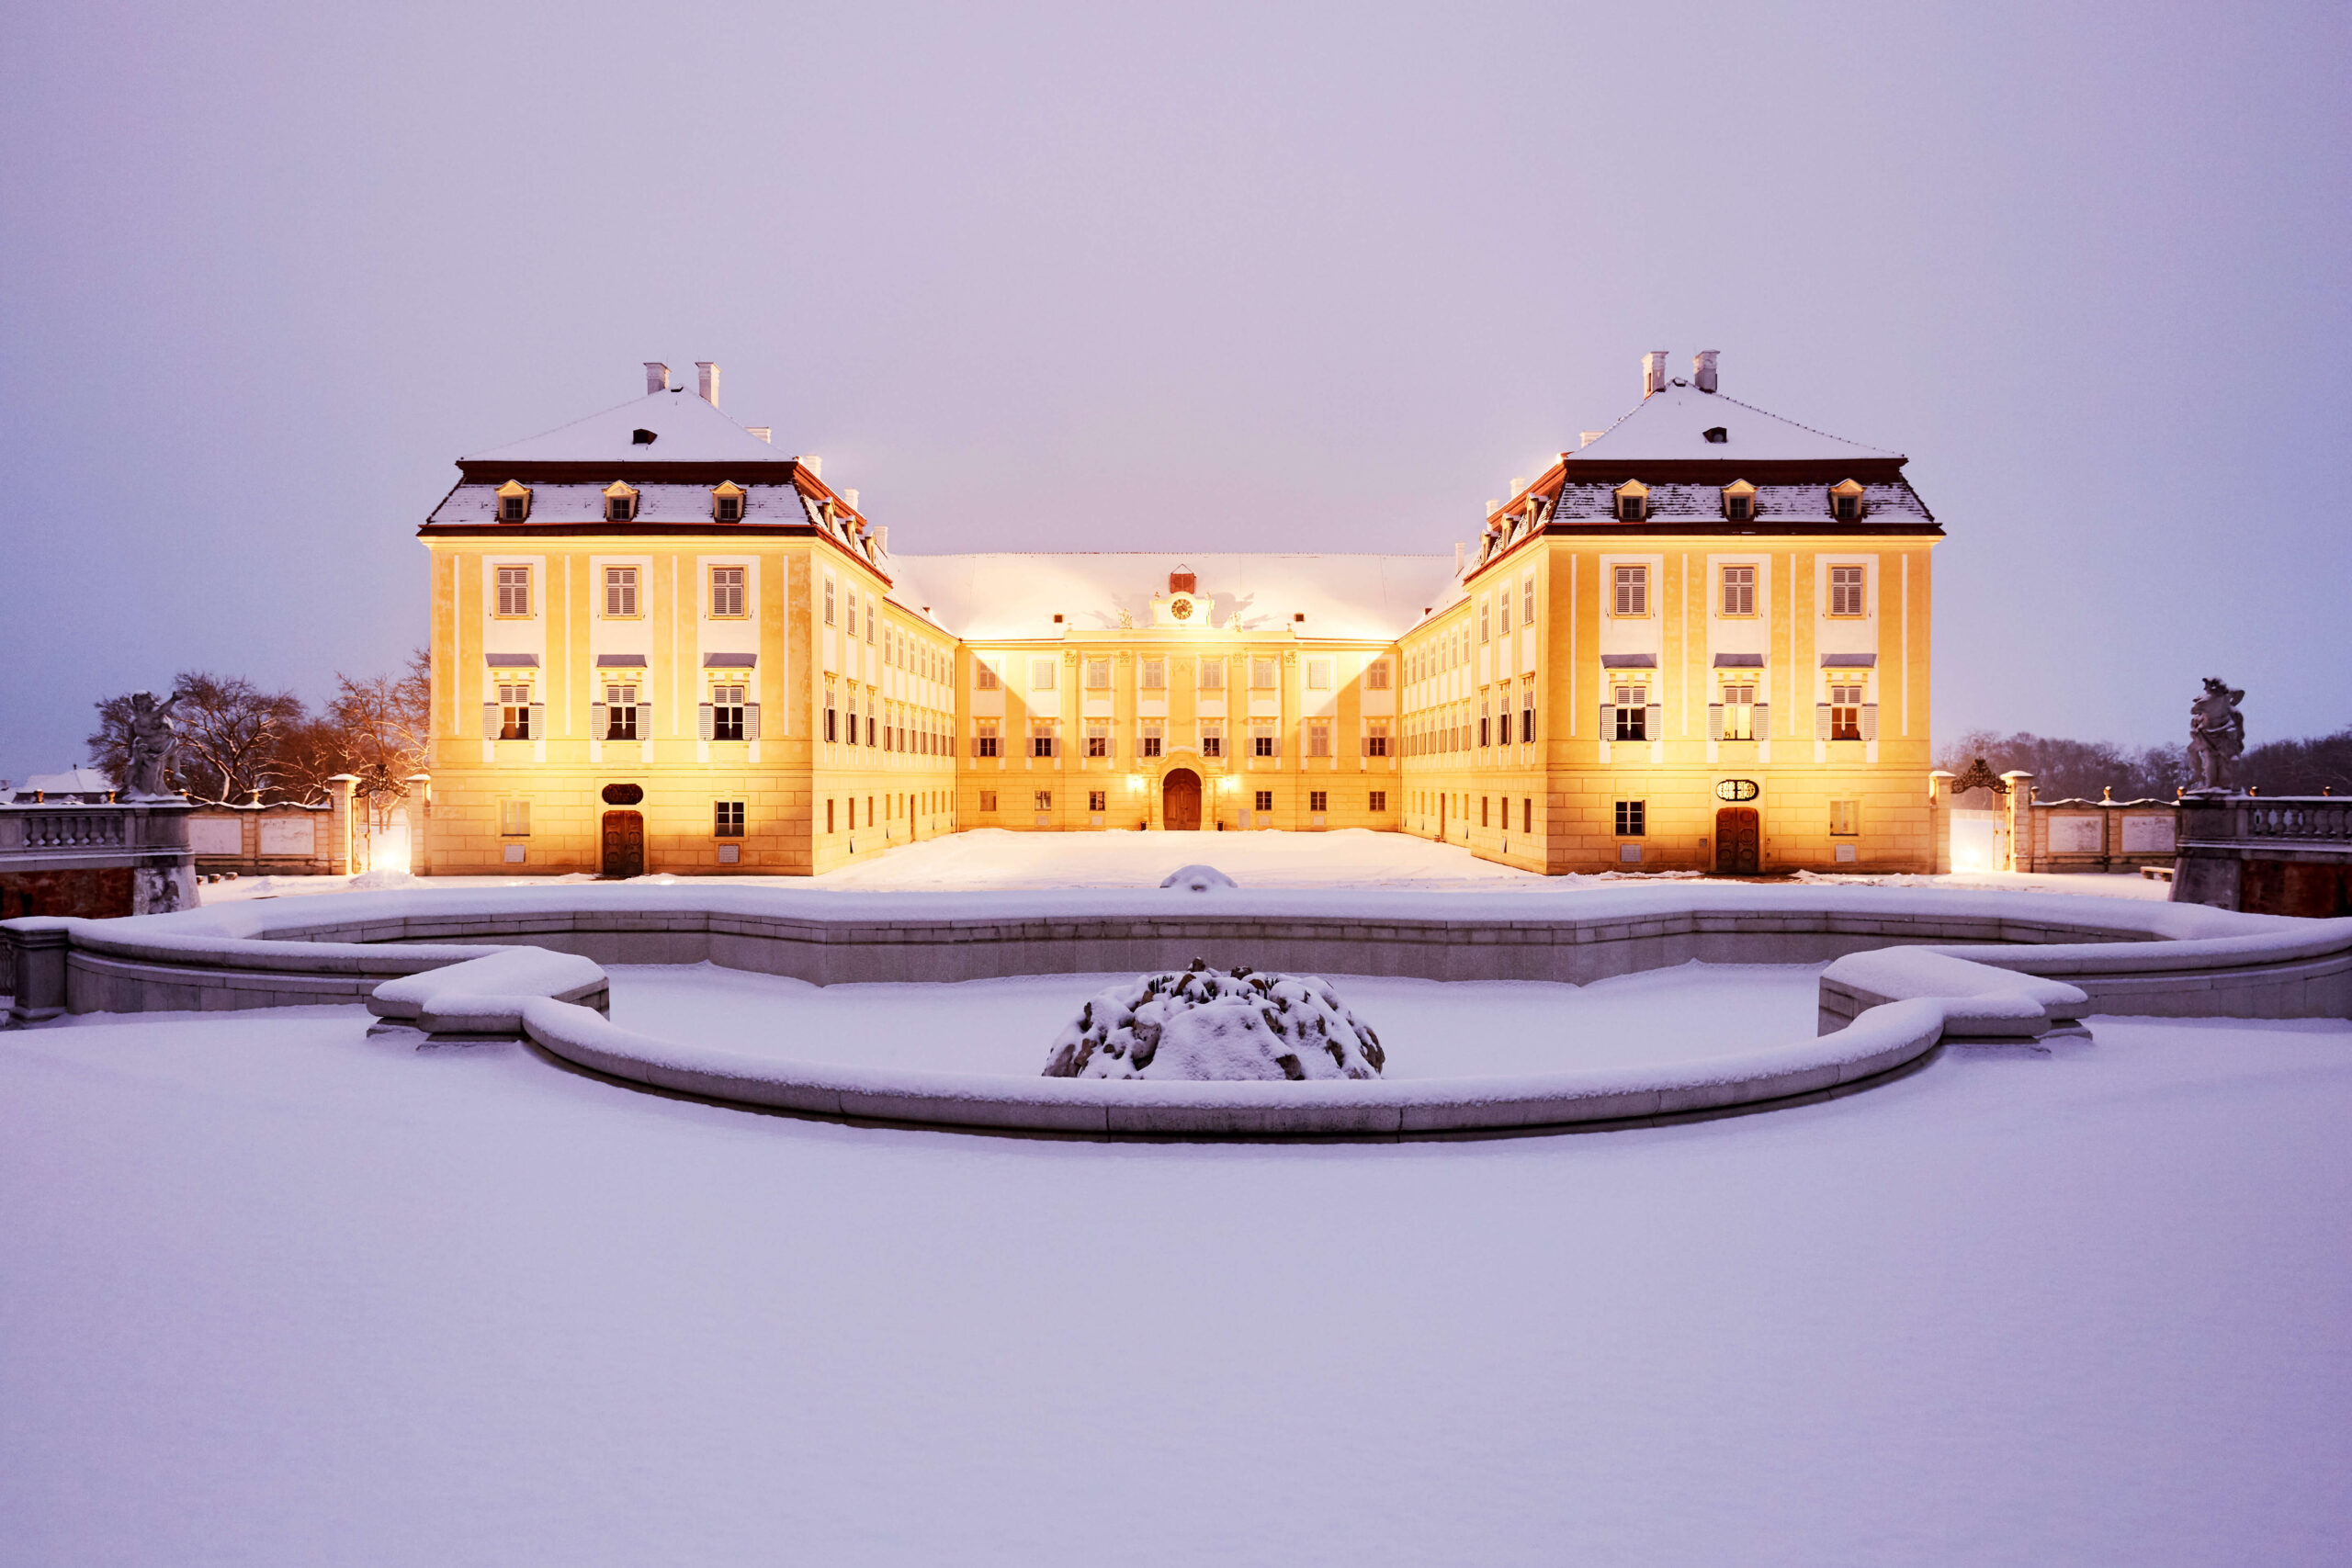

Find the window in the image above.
[
  {"left": 865, "top": 597, "right": 874, "bottom": 642},
  {"left": 1830, "top": 799, "right": 1860, "bottom": 836},
  {"left": 1721, "top": 565, "right": 1756, "bottom": 616},
  {"left": 979, "top": 791, "right": 997, "bottom": 813},
  {"left": 1141, "top": 658, "right": 1165, "bottom": 690},
  {"left": 1830, "top": 481, "right": 1866, "bottom": 523},
  {"left": 1034, "top": 791, "right": 1052, "bottom": 812},
  {"left": 1830, "top": 682, "right": 1865, "bottom": 740},
  {"left": 1614, "top": 483, "right": 1647, "bottom": 523},
  {"left": 1521, "top": 682, "right": 1535, "bottom": 745},
  {"left": 710, "top": 566, "right": 746, "bottom": 617},
  {"left": 710, "top": 684, "right": 746, "bottom": 741},
  {"left": 1498, "top": 590, "right": 1511, "bottom": 636},
  {"left": 1254, "top": 790, "right": 1273, "bottom": 812},
  {"left": 1306, "top": 719, "right": 1330, "bottom": 758},
  {"left": 1369, "top": 790, "right": 1387, "bottom": 812},
  {"left": 1723, "top": 484, "right": 1756, "bottom": 524},
  {"left": 1481, "top": 796, "right": 1490, "bottom": 828},
  {"left": 1088, "top": 790, "right": 1106, "bottom": 813},
  {"left": 1721, "top": 682, "right": 1757, "bottom": 741},
  {"left": 1612, "top": 565, "right": 1648, "bottom": 616},
  {"left": 1085, "top": 720, "right": 1111, "bottom": 759},
  {"left": 1522, "top": 798, "right": 1532, "bottom": 834},
  {"left": 1200, "top": 721, "right": 1223, "bottom": 759},
  {"left": 1479, "top": 600, "right": 1490, "bottom": 643},
  {"left": 1306, "top": 659, "right": 1331, "bottom": 691},
  {"left": 824, "top": 681, "right": 838, "bottom": 743},
  {"left": 605, "top": 566, "right": 639, "bottom": 617},
  {"left": 1497, "top": 705, "right": 1512, "bottom": 746},
  {"left": 1478, "top": 699, "right": 1491, "bottom": 749},
  {"left": 824, "top": 577, "right": 836, "bottom": 626},
  {"left": 1031, "top": 658, "right": 1057, "bottom": 692},
  {"left": 1829, "top": 566, "right": 1867, "bottom": 617},
  {"left": 714, "top": 800, "right": 744, "bottom": 837},
  {"left": 1140, "top": 719, "right": 1163, "bottom": 758},
  {"left": 1251, "top": 658, "right": 1278, "bottom": 690},
  {"left": 494, "top": 566, "right": 532, "bottom": 617},
  {"left": 1613, "top": 682, "right": 1649, "bottom": 740},
  {"left": 1522, "top": 575, "right": 1535, "bottom": 626},
  {"left": 976, "top": 659, "right": 999, "bottom": 691},
  {"left": 1251, "top": 720, "right": 1277, "bottom": 758},
  {"left": 1614, "top": 799, "right": 1645, "bottom": 837},
  {"left": 1085, "top": 659, "right": 1111, "bottom": 690},
  {"left": 496, "top": 481, "right": 530, "bottom": 522},
  {"left": 1310, "top": 791, "right": 1328, "bottom": 812},
  {"left": 1199, "top": 658, "right": 1225, "bottom": 691},
  {"left": 1365, "top": 659, "right": 1390, "bottom": 691},
  {"left": 976, "top": 718, "right": 1000, "bottom": 758},
  {"left": 1366, "top": 717, "right": 1390, "bottom": 757},
  {"left": 605, "top": 682, "right": 639, "bottom": 739},
  {"left": 1032, "top": 723, "right": 1057, "bottom": 759},
  {"left": 826, "top": 798, "right": 836, "bottom": 833},
  {"left": 497, "top": 682, "right": 534, "bottom": 739},
  {"left": 712, "top": 485, "right": 744, "bottom": 522},
  {"left": 605, "top": 486, "right": 637, "bottom": 522},
  {"left": 499, "top": 798, "right": 531, "bottom": 836}
]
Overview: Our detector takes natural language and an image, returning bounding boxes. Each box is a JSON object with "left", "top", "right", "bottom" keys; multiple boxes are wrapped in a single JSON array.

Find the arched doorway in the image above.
[
  {"left": 1714, "top": 807, "right": 1760, "bottom": 874},
  {"left": 1161, "top": 768, "right": 1203, "bottom": 831},
  {"left": 601, "top": 810, "right": 645, "bottom": 877}
]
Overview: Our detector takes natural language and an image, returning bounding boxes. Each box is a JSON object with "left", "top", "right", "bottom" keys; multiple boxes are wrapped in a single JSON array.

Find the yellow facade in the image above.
[{"left": 418, "top": 357, "right": 1942, "bottom": 877}]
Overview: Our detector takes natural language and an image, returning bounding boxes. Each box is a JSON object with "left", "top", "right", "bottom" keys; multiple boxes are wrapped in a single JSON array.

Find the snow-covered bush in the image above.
[
  {"left": 1043, "top": 961, "right": 1385, "bottom": 1081},
  {"left": 1159, "top": 863, "right": 1237, "bottom": 891}
]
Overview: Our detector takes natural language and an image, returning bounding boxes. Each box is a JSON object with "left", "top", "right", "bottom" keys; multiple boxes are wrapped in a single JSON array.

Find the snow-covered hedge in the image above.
[{"left": 1043, "top": 962, "right": 1385, "bottom": 1081}]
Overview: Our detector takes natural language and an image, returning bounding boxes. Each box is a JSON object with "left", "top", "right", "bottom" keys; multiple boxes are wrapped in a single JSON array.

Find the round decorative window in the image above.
[
  {"left": 601, "top": 784, "right": 645, "bottom": 806},
  {"left": 1170, "top": 596, "right": 1193, "bottom": 621},
  {"left": 1715, "top": 779, "right": 1760, "bottom": 802}
]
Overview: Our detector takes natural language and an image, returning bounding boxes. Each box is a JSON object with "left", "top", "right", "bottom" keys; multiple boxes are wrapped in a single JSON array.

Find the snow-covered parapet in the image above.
[
  {"left": 1159, "top": 864, "right": 1237, "bottom": 892},
  {"left": 1044, "top": 963, "right": 1384, "bottom": 1081}
]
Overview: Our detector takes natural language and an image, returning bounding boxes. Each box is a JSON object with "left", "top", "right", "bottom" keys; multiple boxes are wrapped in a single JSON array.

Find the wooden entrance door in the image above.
[
  {"left": 1162, "top": 769, "right": 1202, "bottom": 831},
  {"left": 601, "top": 810, "right": 645, "bottom": 877},
  {"left": 1714, "top": 807, "right": 1760, "bottom": 874}
]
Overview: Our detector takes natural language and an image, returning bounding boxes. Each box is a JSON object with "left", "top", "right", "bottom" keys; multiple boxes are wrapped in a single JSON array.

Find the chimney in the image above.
[
  {"left": 1692, "top": 350, "right": 1719, "bottom": 393},
  {"left": 644, "top": 362, "right": 671, "bottom": 394},
  {"left": 797, "top": 455, "right": 822, "bottom": 478},
  {"left": 875, "top": 525, "right": 888, "bottom": 555},
  {"left": 1453, "top": 541, "right": 1465, "bottom": 573},
  {"left": 1510, "top": 477, "right": 1527, "bottom": 495},
  {"left": 745, "top": 425, "right": 772, "bottom": 444},
  {"left": 696, "top": 361, "right": 720, "bottom": 406},
  {"left": 1580, "top": 431, "right": 1604, "bottom": 447},
  {"left": 1642, "top": 351, "right": 1670, "bottom": 398},
  {"left": 1486, "top": 499, "right": 1501, "bottom": 516}
]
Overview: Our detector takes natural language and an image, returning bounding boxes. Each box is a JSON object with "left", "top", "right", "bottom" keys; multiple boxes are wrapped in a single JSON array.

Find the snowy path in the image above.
[{"left": 4, "top": 1007, "right": 2347, "bottom": 1564}]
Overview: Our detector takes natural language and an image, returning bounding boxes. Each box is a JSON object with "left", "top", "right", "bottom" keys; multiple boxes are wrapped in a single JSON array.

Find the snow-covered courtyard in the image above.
[{"left": 5, "top": 993, "right": 2348, "bottom": 1564}]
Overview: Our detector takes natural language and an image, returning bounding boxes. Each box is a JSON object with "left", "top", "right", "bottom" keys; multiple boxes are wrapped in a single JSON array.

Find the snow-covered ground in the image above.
[
  {"left": 606, "top": 961, "right": 1825, "bottom": 1077},
  {"left": 4, "top": 1005, "right": 2347, "bottom": 1564},
  {"left": 195, "top": 829, "right": 2173, "bottom": 899}
]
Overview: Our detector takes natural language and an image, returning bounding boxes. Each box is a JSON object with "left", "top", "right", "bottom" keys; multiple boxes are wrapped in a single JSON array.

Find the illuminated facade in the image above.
[{"left": 420, "top": 353, "right": 1940, "bottom": 876}]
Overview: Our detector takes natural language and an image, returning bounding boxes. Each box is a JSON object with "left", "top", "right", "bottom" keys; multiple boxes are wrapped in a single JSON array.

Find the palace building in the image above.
[{"left": 418, "top": 351, "right": 1940, "bottom": 876}]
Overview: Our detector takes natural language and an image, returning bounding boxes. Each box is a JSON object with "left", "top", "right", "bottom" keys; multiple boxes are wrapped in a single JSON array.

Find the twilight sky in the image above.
[{"left": 3, "top": 1, "right": 2346, "bottom": 785}]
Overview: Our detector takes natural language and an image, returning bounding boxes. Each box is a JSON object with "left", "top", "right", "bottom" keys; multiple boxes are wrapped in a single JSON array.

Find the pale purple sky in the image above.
[{"left": 4, "top": 2, "right": 2346, "bottom": 784}]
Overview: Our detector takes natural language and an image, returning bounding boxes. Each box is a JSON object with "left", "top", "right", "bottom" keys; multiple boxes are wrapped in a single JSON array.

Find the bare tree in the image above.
[
  {"left": 87, "top": 671, "right": 305, "bottom": 801},
  {"left": 329, "top": 649, "right": 431, "bottom": 830}
]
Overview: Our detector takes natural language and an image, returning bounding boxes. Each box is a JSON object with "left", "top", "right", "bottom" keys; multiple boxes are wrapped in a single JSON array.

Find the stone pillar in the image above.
[
  {"left": 1, "top": 918, "right": 74, "bottom": 1023},
  {"left": 403, "top": 773, "right": 432, "bottom": 876},
  {"left": 126, "top": 800, "right": 198, "bottom": 914},
  {"left": 2001, "top": 773, "right": 2036, "bottom": 874},
  {"left": 327, "top": 774, "right": 359, "bottom": 875},
  {"left": 2171, "top": 793, "right": 2240, "bottom": 908},
  {"left": 1927, "top": 769, "right": 1956, "bottom": 875}
]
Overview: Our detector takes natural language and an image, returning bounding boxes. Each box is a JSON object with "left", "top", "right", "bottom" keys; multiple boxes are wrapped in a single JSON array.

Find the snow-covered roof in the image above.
[
  {"left": 1549, "top": 479, "right": 1932, "bottom": 525},
  {"left": 429, "top": 482, "right": 819, "bottom": 527},
  {"left": 14, "top": 767, "right": 116, "bottom": 800},
  {"left": 1566, "top": 382, "right": 1901, "bottom": 465},
  {"left": 881, "top": 553, "right": 1462, "bottom": 641},
  {"left": 463, "top": 387, "right": 796, "bottom": 467}
]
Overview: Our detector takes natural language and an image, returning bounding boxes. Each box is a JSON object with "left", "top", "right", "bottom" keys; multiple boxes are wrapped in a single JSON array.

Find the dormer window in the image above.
[
  {"left": 711, "top": 481, "right": 746, "bottom": 523},
  {"left": 631, "top": 428, "right": 658, "bottom": 446},
  {"left": 494, "top": 479, "right": 531, "bottom": 523},
  {"left": 603, "top": 481, "right": 639, "bottom": 522},
  {"left": 1703, "top": 426, "right": 1728, "bottom": 444},
  {"left": 1722, "top": 479, "right": 1757, "bottom": 524},
  {"left": 1830, "top": 479, "right": 1867, "bottom": 523},
  {"left": 1613, "top": 481, "right": 1648, "bottom": 523}
]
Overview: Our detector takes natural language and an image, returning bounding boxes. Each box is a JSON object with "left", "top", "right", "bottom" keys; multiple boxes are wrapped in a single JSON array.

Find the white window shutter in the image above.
[
  {"left": 590, "top": 701, "right": 607, "bottom": 738},
  {"left": 744, "top": 704, "right": 761, "bottom": 740},
  {"left": 1707, "top": 703, "right": 1724, "bottom": 741},
  {"left": 636, "top": 701, "right": 653, "bottom": 738},
  {"left": 1754, "top": 702, "right": 1770, "bottom": 738},
  {"left": 1861, "top": 703, "right": 1878, "bottom": 740},
  {"left": 528, "top": 702, "right": 544, "bottom": 739},
  {"left": 697, "top": 703, "right": 714, "bottom": 740},
  {"left": 1815, "top": 703, "right": 1831, "bottom": 739},
  {"left": 482, "top": 702, "right": 498, "bottom": 739},
  {"left": 1645, "top": 703, "right": 1662, "bottom": 739},
  {"left": 1600, "top": 702, "right": 1616, "bottom": 737}
]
